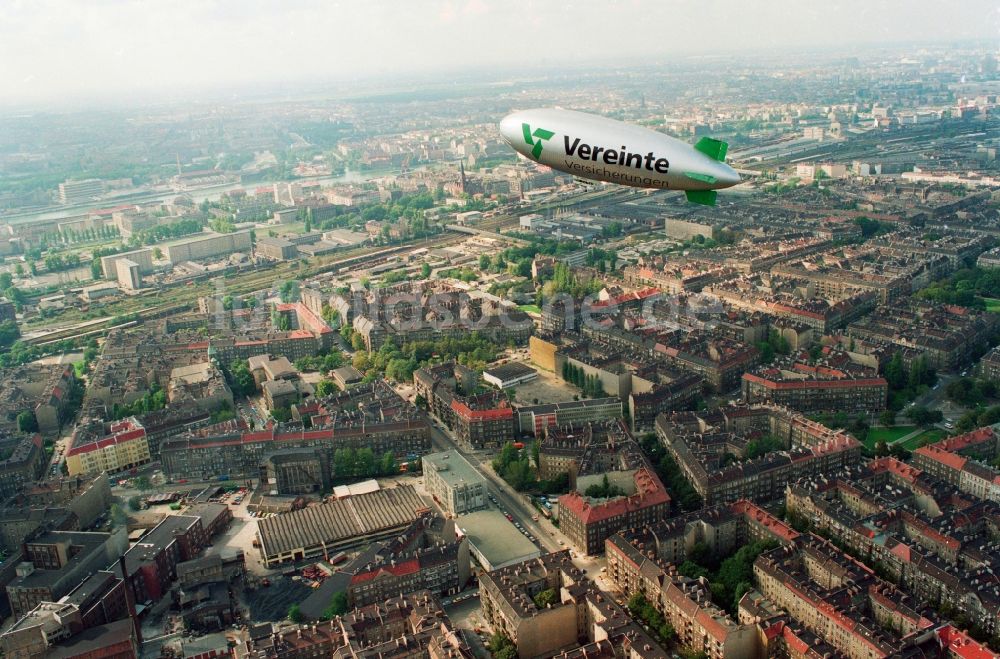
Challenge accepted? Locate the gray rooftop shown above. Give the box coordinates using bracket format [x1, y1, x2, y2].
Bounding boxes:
[484, 361, 537, 381]
[457, 509, 541, 570]
[257, 485, 428, 558]
[422, 450, 487, 489]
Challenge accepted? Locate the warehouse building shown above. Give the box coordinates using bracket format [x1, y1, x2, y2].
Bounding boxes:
[255, 485, 429, 567]
[255, 236, 297, 261]
[483, 362, 538, 389]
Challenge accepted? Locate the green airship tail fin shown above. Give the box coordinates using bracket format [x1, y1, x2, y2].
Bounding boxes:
[694, 137, 729, 162]
[685, 190, 717, 206]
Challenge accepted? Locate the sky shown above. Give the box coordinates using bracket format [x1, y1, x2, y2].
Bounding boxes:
[1, 0, 999, 108]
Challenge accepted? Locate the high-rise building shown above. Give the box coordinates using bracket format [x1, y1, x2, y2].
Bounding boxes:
[115, 259, 141, 290]
[100, 248, 153, 279]
[57, 179, 103, 205]
[164, 231, 252, 264]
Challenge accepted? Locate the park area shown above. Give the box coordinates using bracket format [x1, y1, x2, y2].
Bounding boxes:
[981, 297, 1000, 313]
[861, 426, 948, 452]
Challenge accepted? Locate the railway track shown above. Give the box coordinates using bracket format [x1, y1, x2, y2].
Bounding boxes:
[18, 192, 609, 348]
[20, 232, 474, 347]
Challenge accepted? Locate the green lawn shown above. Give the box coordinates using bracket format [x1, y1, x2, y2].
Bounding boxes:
[899, 429, 947, 451]
[980, 297, 1000, 312]
[866, 426, 917, 447]
[518, 304, 542, 314]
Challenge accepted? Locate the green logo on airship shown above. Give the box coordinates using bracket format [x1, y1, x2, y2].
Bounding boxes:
[522, 123, 554, 159]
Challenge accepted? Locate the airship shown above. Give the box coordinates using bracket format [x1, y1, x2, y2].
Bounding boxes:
[499, 108, 740, 205]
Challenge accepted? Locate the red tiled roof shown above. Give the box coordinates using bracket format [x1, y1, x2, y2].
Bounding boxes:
[743, 372, 887, 390]
[589, 287, 661, 309]
[889, 542, 911, 562]
[67, 420, 146, 457]
[558, 468, 669, 524]
[933, 427, 995, 453]
[937, 624, 1000, 659]
[350, 558, 419, 584]
[765, 301, 825, 321]
[914, 445, 968, 472]
[870, 457, 922, 482]
[694, 609, 730, 643]
[901, 512, 960, 551]
[450, 398, 513, 422]
[87, 204, 136, 216]
[276, 302, 334, 335]
[782, 625, 811, 654]
[729, 500, 799, 542]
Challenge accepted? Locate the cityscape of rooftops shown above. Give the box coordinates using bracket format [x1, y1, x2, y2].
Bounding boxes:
[2, 1, 1000, 658]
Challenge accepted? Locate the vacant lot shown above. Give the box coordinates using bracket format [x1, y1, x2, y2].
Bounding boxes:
[508, 366, 580, 407]
[243, 577, 313, 621]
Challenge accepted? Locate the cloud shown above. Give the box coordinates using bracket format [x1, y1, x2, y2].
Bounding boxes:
[0, 0, 997, 107]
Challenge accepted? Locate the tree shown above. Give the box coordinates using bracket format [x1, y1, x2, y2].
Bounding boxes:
[211, 408, 236, 424]
[16, 410, 38, 433]
[503, 459, 535, 491]
[4, 286, 25, 306]
[279, 280, 300, 303]
[907, 406, 943, 427]
[879, 409, 896, 426]
[679, 560, 709, 579]
[744, 435, 785, 460]
[322, 592, 349, 620]
[585, 473, 626, 498]
[757, 341, 775, 365]
[488, 634, 518, 659]
[0, 272, 12, 289]
[356, 448, 376, 476]
[334, 448, 357, 478]
[380, 451, 396, 475]
[532, 588, 558, 608]
[351, 334, 366, 352]
[0, 321, 20, 349]
[227, 361, 256, 397]
[712, 540, 777, 613]
[315, 379, 339, 397]
[420, 263, 431, 278]
[493, 442, 535, 491]
[128, 495, 142, 511]
[288, 604, 304, 623]
[883, 352, 907, 390]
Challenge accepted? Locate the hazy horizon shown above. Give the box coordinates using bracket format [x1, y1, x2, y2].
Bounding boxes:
[2, 0, 1000, 110]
